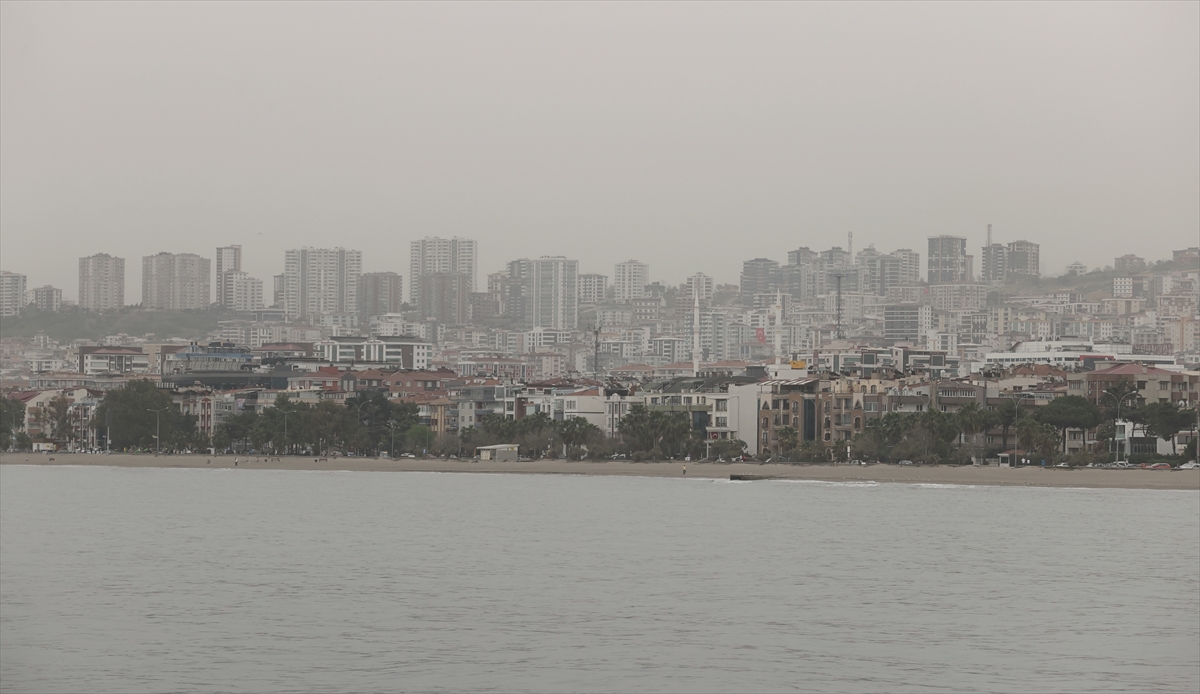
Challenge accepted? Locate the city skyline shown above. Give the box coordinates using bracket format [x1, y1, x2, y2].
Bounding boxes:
[2, 3, 1196, 300]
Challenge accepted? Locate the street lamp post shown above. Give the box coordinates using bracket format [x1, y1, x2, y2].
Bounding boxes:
[281, 410, 290, 456]
[1101, 391, 1139, 464]
[147, 407, 169, 455]
[388, 420, 397, 459]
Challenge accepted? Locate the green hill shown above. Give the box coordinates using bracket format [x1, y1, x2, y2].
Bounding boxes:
[0, 307, 229, 343]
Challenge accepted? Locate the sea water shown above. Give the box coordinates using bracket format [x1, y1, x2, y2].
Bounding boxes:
[2, 465, 1197, 693]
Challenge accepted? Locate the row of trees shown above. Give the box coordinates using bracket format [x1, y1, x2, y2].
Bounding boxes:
[5, 381, 1195, 462]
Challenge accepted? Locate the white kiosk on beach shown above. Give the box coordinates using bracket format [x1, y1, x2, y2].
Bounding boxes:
[476, 444, 519, 462]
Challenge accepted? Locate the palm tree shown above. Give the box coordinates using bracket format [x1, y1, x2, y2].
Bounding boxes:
[955, 403, 990, 464]
[776, 426, 799, 456]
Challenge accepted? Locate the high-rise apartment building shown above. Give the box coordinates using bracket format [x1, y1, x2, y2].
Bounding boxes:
[418, 273, 470, 324]
[787, 247, 819, 266]
[507, 256, 579, 330]
[215, 245, 243, 308]
[0, 271, 26, 317]
[1114, 254, 1146, 273]
[890, 249, 921, 286]
[220, 271, 264, 312]
[980, 244, 1008, 284]
[613, 260, 649, 302]
[686, 273, 715, 303]
[409, 237, 477, 305]
[142, 252, 211, 310]
[927, 236, 969, 283]
[1005, 241, 1039, 277]
[28, 285, 62, 312]
[282, 247, 362, 320]
[578, 273, 608, 305]
[981, 240, 1040, 283]
[358, 272, 404, 317]
[740, 258, 779, 296]
[78, 254, 125, 311]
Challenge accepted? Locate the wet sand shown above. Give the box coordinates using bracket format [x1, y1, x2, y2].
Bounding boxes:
[3, 452, 1197, 490]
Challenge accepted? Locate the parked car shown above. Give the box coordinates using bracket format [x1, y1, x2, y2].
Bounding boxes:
[1148, 463, 1172, 470]
[1179, 462, 1200, 469]
[850, 459, 866, 466]
[898, 460, 914, 466]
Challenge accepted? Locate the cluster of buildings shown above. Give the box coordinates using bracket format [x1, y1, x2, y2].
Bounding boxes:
[2, 233, 1198, 454]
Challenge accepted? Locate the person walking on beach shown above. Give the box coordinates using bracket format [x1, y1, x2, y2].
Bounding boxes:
[682, 465, 687, 476]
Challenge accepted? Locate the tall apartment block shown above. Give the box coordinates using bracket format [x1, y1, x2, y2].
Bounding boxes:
[740, 258, 779, 295]
[927, 236, 970, 283]
[282, 247, 362, 320]
[28, 285, 63, 312]
[358, 271, 404, 317]
[143, 252, 211, 310]
[613, 260, 649, 302]
[578, 273, 608, 305]
[78, 254, 125, 311]
[890, 249, 921, 286]
[686, 272, 715, 303]
[215, 245, 242, 308]
[0, 271, 26, 317]
[409, 237, 477, 305]
[507, 256, 579, 330]
[982, 240, 1040, 283]
[418, 273, 470, 324]
[1114, 254, 1145, 274]
[220, 272, 264, 312]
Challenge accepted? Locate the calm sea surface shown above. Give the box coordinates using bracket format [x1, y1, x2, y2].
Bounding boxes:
[2, 465, 1197, 693]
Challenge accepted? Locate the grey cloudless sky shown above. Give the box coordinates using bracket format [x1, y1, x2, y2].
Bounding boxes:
[2, 1, 1197, 301]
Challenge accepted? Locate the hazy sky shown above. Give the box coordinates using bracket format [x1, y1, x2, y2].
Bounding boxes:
[2, 2, 1197, 301]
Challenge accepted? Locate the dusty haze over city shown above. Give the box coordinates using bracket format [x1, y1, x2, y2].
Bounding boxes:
[1, 2, 1197, 300]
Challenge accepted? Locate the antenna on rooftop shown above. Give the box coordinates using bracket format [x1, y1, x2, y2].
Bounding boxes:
[833, 272, 845, 340]
[593, 321, 602, 379]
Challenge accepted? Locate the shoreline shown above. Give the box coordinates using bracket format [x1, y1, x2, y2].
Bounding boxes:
[3, 452, 1198, 490]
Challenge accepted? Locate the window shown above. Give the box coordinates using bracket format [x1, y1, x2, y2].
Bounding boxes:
[1137, 381, 1147, 390]
[715, 417, 728, 427]
[763, 417, 769, 429]
[683, 396, 692, 404]
[1159, 382, 1168, 390]
[715, 400, 728, 412]
[792, 416, 799, 428]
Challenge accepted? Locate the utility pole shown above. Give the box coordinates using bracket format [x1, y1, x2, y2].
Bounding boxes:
[147, 407, 169, 455]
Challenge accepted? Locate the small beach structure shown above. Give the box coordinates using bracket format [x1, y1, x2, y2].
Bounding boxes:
[476, 444, 520, 462]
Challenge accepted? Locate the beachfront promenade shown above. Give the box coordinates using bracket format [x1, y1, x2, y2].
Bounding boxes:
[3, 452, 1197, 490]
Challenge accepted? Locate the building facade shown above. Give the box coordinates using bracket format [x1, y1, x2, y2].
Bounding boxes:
[78, 254, 125, 311]
[409, 236, 477, 305]
[613, 260, 649, 302]
[0, 270, 26, 317]
[282, 247, 362, 320]
[142, 252, 211, 310]
[928, 236, 969, 284]
[27, 285, 63, 312]
[358, 271, 404, 317]
[578, 273, 608, 305]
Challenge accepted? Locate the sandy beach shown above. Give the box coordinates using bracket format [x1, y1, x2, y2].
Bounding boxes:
[2, 452, 1197, 490]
